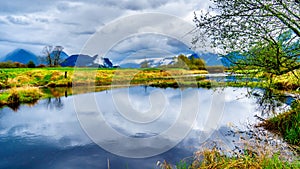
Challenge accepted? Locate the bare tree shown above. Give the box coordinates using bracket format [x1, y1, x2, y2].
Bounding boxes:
[42, 45, 64, 66]
[42, 45, 53, 66]
[53, 46, 64, 66]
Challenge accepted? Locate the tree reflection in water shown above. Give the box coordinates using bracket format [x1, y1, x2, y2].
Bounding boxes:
[248, 88, 297, 117]
[44, 87, 69, 111]
[45, 97, 64, 110]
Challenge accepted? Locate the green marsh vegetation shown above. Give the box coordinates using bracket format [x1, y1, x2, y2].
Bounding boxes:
[0, 86, 43, 110]
[0, 67, 212, 107]
[0, 67, 209, 88]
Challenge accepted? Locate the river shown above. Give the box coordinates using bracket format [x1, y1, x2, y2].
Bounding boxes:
[0, 86, 292, 169]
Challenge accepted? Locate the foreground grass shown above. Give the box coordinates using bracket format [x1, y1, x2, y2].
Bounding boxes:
[190, 149, 299, 169]
[159, 148, 300, 169]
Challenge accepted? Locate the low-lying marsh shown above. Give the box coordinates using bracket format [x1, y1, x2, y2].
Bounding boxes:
[0, 68, 208, 88]
[0, 86, 43, 108]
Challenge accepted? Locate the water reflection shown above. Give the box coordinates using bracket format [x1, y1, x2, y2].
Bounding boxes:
[249, 88, 295, 116]
[0, 86, 290, 168]
[0, 86, 115, 111]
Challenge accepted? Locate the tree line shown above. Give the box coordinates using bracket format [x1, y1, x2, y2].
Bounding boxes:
[0, 60, 39, 68]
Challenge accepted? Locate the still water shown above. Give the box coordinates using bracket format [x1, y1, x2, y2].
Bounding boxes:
[0, 86, 271, 169]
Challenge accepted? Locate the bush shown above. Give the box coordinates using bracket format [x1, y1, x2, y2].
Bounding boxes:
[7, 90, 20, 104]
[0, 61, 27, 68]
[27, 61, 36, 68]
[36, 64, 46, 68]
[0, 61, 16, 68]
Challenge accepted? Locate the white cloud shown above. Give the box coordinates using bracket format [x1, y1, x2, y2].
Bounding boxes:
[0, 0, 211, 59]
[105, 34, 192, 65]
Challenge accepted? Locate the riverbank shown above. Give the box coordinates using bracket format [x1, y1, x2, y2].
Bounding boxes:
[0, 67, 208, 88]
[160, 99, 300, 169]
[160, 148, 300, 169]
[0, 86, 43, 108]
[0, 67, 299, 108]
[0, 68, 208, 107]
[259, 100, 300, 151]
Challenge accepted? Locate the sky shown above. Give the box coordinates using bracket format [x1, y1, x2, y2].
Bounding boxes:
[0, 0, 212, 63]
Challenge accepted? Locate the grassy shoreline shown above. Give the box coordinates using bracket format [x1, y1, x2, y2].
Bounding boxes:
[160, 149, 300, 169]
[0, 67, 210, 107]
[0, 67, 208, 88]
[0, 86, 43, 108]
[259, 100, 300, 151]
[0, 67, 299, 107]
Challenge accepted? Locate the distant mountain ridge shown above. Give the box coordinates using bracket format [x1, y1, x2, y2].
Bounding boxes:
[60, 54, 114, 68]
[122, 52, 224, 68]
[187, 52, 223, 66]
[2, 48, 39, 64]
[60, 54, 94, 67]
[1, 48, 224, 68]
[0, 48, 115, 68]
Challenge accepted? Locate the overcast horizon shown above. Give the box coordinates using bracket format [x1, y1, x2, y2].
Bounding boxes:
[0, 0, 212, 62]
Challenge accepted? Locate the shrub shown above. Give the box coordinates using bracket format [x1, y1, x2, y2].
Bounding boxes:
[7, 89, 20, 104]
[27, 61, 36, 68]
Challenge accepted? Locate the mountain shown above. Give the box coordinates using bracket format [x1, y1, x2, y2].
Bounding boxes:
[60, 54, 94, 67]
[119, 52, 223, 68]
[2, 48, 38, 64]
[119, 63, 140, 68]
[93, 55, 114, 68]
[37, 50, 69, 65]
[119, 56, 176, 68]
[220, 52, 244, 67]
[149, 57, 175, 67]
[60, 54, 114, 68]
[187, 52, 223, 66]
[50, 51, 69, 61]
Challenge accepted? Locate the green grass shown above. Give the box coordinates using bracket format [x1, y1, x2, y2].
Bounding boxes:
[0, 67, 211, 107]
[2, 67, 298, 91]
[0, 67, 210, 89]
[260, 100, 300, 146]
[159, 149, 300, 169]
[227, 68, 300, 91]
[0, 86, 43, 107]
